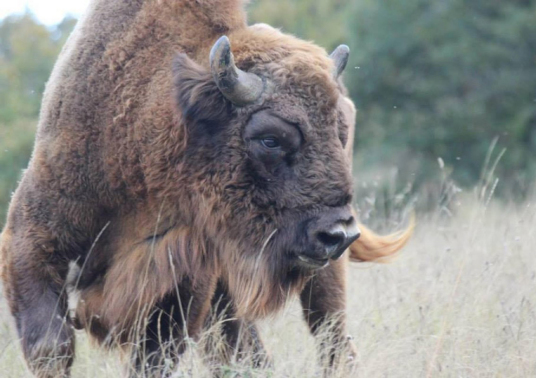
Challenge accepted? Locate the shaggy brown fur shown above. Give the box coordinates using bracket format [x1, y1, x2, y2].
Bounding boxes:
[0, 1, 411, 377]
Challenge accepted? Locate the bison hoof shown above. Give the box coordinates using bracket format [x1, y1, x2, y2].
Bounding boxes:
[22, 321, 74, 378]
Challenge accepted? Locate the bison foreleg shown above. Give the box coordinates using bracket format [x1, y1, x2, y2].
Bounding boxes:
[300, 257, 357, 375]
[130, 276, 217, 378]
[3, 241, 75, 378]
[130, 299, 182, 378]
[205, 281, 271, 373]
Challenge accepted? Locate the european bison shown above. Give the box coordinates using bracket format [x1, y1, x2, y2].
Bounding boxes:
[0, 0, 411, 377]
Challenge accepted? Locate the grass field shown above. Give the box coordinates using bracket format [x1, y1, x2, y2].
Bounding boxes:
[1, 190, 535, 377]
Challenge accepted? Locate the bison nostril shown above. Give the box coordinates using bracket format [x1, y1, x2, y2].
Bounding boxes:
[317, 230, 345, 249]
[344, 216, 355, 226]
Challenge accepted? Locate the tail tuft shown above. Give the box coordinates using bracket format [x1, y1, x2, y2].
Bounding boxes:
[349, 216, 415, 263]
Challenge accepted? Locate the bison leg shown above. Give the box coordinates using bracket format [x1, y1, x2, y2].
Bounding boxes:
[131, 294, 183, 378]
[2, 235, 75, 378]
[300, 257, 357, 375]
[131, 277, 217, 378]
[204, 281, 271, 372]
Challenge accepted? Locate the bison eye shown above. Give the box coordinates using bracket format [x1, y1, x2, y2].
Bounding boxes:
[260, 137, 281, 149]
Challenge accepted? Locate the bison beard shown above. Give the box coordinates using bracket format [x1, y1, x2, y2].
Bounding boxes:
[0, 1, 412, 377]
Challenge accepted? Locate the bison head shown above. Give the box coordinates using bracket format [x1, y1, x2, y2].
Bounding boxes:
[171, 25, 358, 308]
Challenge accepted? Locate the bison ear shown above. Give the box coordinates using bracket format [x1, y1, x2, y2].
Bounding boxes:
[173, 53, 232, 124]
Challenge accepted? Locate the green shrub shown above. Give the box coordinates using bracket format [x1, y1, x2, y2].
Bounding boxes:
[0, 119, 36, 225]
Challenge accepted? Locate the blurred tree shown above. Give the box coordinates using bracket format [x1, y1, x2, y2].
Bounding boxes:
[0, 13, 76, 122]
[248, 0, 349, 50]
[0, 120, 36, 223]
[346, 0, 536, 193]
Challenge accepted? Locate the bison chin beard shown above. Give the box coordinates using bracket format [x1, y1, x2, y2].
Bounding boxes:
[217, 229, 313, 321]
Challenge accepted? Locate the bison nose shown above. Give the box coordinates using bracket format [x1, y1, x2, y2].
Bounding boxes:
[316, 216, 360, 260]
[316, 225, 347, 256]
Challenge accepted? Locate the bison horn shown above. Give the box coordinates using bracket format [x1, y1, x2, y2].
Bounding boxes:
[210, 36, 264, 106]
[330, 44, 350, 79]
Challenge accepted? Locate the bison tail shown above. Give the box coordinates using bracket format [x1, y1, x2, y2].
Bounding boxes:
[349, 216, 415, 263]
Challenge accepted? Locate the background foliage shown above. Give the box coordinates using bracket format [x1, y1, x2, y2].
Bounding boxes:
[1, 1, 535, 223]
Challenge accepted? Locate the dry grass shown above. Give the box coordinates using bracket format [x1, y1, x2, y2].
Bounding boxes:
[1, 191, 535, 377]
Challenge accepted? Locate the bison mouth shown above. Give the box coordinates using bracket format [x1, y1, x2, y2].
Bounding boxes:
[263, 206, 360, 271]
[297, 254, 330, 269]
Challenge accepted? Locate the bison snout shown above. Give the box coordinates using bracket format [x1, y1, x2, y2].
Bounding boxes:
[316, 222, 360, 260]
[322, 220, 360, 260]
[297, 208, 361, 269]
